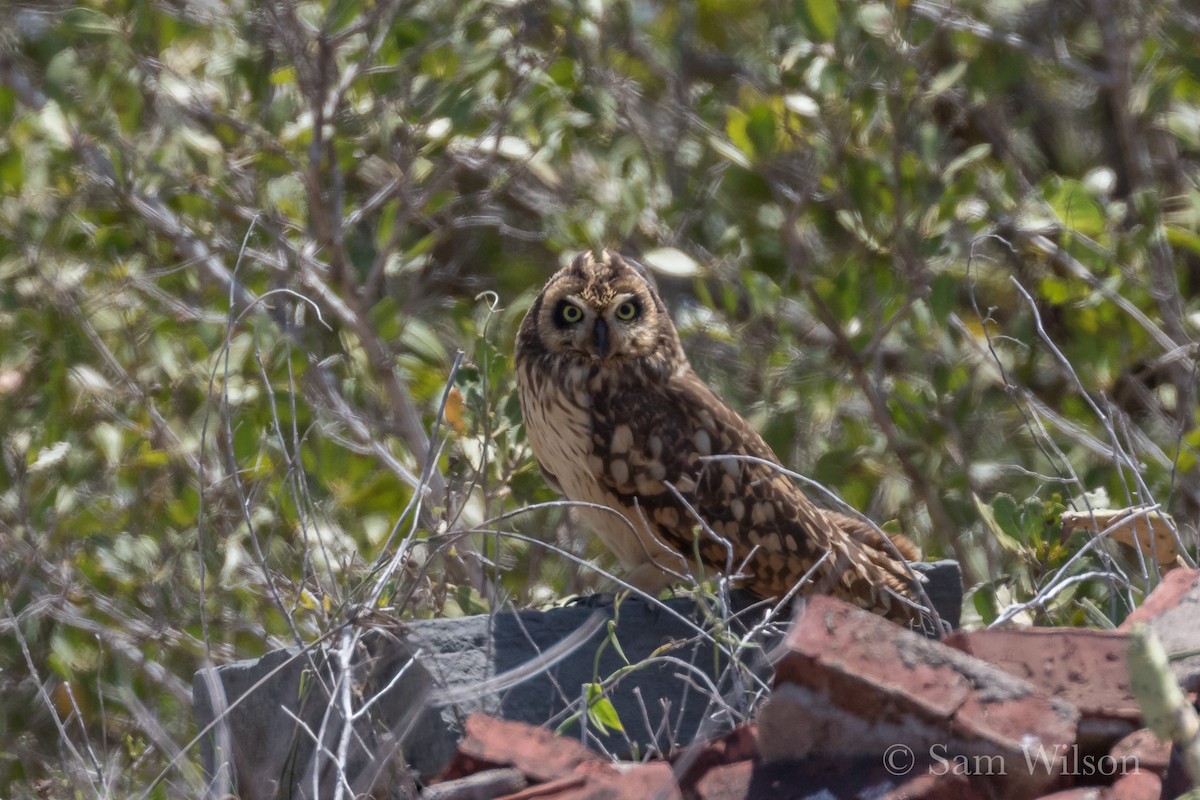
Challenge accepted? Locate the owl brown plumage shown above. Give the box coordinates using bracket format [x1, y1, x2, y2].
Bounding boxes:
[514, 250, 925, 624]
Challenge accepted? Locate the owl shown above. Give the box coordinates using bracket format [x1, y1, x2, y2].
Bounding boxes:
[514, 250, 925, 624]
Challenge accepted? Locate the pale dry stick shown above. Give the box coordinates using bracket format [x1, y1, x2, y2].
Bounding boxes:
[1110, 418, 1158, 588]
[962, 240, 1082, 487]
[685, 554, 833, 742]
[358, 611, 611, 790]
[631, 686, 666, 760]
[195, 216, 265, 660]
[304, 362, 424, 490]
[167, 610, 598, 800]
[249, 349, 353, 711]
[962, 250, 1150, 607]
[954, 316, 1140, 595]
[951, 311, 1136, 464]
[663, 481, 738, 586]
[301, 357, 469, 789]
[662, 481, 784, 719]
[253, 350, 338, 612]
[990, 506, 1164, 626]
[326, 626, 374, 800]
[1012, 214, 1200, 518]
[445, 292, 517, 614]
[653, 655, 745, 724]
[40, 598, 194, 704]
[6, 603, 102, 797]
[992, 570, 1122, 628]
[952, 296, 1143, 594]
[277, 703, 356, 800]
[208, 244, 312, 650]
[118, 688, 204, 791]
[435, 519, 777, 698]
[141, 629, 351, 800]
[501, 603, 600, 744]
[92, 637, 112, 796]
[1010, 278, 1196, 569]
[362, 350, 466, 612]
[475, 503, 755, 653]
[1017, 231, 1178, 353]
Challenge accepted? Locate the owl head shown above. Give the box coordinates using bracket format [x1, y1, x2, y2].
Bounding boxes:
[517, 250, 686, 374]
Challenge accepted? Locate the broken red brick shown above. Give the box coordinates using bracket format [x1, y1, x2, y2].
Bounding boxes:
[438, 715, 682, 800]
[880, 771, 986, 800]
[1108, 770, 1163, 800]
[1119, 569, 1200, 631]
[943, 629, 1139, 726]
[558, 761, 680, 800]
[421, 768, 526, 800]
[1118, 569, 1200, 693]
[692, 760, 752, 800]
[1109, 729, 1171, 776]
[672, 722, 758, 792]
[442, 714, 605, 784]
[1032, 789, 1105, 800]
[763, 596, 1078, 797]
[493, 774, 587, 800]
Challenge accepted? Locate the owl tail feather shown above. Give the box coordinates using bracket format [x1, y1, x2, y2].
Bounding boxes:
[824, 510, 932, 629]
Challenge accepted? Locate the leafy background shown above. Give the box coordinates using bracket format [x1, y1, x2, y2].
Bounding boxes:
[1, 0, 1198, 795]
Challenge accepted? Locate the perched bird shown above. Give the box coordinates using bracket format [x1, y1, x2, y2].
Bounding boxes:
[514, 250, 925, 624]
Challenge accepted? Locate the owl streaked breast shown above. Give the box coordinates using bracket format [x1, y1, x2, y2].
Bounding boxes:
[514, 249, 925, 624]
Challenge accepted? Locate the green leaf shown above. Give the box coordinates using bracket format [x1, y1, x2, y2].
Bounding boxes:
[797, 0, 839, 42]
[744, 104, 776, 157]
[971, 583, 998, 625]
[973, 493, 1024, 555]
[990, 493, 1022, 542]
[1044, 178, 1106, 237]
[928, 273, 956, 323]
[584, 683, 625, 734]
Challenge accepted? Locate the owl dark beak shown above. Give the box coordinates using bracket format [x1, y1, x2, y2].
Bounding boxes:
[592, 318, 610, 359]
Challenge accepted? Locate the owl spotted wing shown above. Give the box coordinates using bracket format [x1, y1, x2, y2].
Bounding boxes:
[589, 368, 921, 622]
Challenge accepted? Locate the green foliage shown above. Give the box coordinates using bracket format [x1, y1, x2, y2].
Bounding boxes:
[1, 0, 1199, 795]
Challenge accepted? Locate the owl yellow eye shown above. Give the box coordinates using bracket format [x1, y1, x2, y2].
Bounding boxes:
[614, 300, 640, 321]
[556, 301, 584, 325]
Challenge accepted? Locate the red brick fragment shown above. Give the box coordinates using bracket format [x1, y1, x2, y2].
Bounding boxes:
[943, 629, 1139, 725]
[1108, 770, 1163, 800]
[880, 771, 985, 800]
[1033, 789, 1104, 800]
[1119, 568, 1200, 630]
[447, 714, 604, 784]
[1119, 569, 1200, 693]
[1109, 729, 1171, 776]
[563, 762, 679, 800]
[672, 722, 758, 792]
[421, 768, 526, 800]
[692, 760, 753, 800]
[764, 596, 1078, 798]
[441, 715, 681, 800]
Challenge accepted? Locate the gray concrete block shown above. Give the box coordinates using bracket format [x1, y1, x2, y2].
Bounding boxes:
[193, 561, 962, 799]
